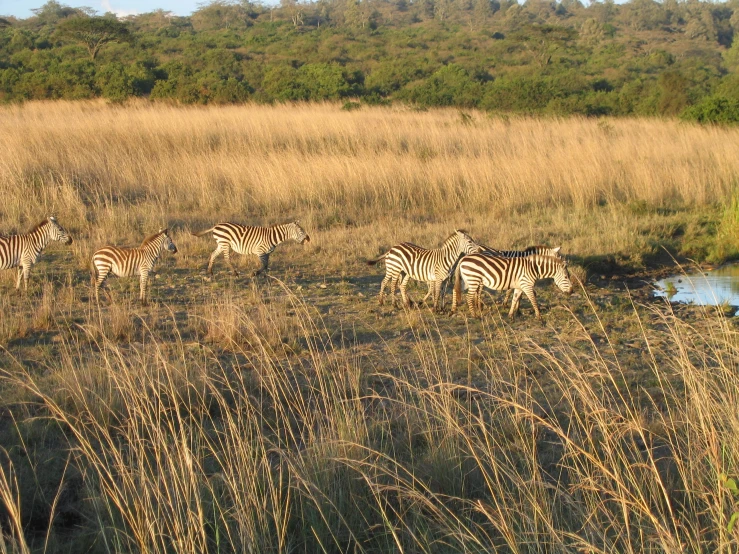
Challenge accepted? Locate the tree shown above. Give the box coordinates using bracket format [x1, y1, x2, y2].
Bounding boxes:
[55, 17, 131, 61]
[510, 24, 577, 67]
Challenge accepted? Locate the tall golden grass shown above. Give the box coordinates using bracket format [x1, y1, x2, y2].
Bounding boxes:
[0, 100, 737, 264]
[1, 284, 738, 552]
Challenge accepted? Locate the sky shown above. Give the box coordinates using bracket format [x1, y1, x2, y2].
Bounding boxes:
[0, 0, 204, 19]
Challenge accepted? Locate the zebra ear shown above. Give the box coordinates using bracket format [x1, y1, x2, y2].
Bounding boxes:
[553, 246, 561, 254]
[49, 216, 56, 222]
[159, 228, 169, 235]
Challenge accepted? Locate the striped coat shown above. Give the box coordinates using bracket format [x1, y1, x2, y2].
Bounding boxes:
[0, 216, 72, 290]
[193, 221, 310, 276]
[452, 253, 572, 319]
[479, 245, 563, 305]
[367, 230, 480, 311]
[91, 229, 177, 305]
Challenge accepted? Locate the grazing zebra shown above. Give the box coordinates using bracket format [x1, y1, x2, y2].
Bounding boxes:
[192, 221, 310, 276]
[367, 230, 480, 311]
[0, 216, 72, 290]
[452, 253, 572, 319]
[91, 229, 177, 306]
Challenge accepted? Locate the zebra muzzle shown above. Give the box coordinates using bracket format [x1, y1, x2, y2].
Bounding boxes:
[302, 236, 311, 244]
[65, 237, 73, 245]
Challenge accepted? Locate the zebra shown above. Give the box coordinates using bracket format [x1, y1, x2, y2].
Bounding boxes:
[452, 253, 572, 319]
[192, 221, 310, 276]
[0, 216, 72, 291]
[479, 245, 563, 306]
[91, 229, 177, 306]
[367, 230, 480, 312]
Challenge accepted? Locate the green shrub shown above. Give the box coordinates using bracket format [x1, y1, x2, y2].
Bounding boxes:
[681, 95, 739, 125]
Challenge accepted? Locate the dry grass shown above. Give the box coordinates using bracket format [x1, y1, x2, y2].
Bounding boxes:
[0, 100, 737, 264]
[2, 288, 738, 553]
[0, 101, 738, 552]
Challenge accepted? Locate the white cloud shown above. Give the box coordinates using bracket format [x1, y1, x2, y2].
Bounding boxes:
[100, 0, 139, 17]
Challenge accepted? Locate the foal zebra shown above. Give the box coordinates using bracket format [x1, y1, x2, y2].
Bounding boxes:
[367, 230, 480, 311]
[0, 216, 72, 290]
[452, 253, 572, 319]
[192, 221, 310, 276]
[91, 229, 177, 306]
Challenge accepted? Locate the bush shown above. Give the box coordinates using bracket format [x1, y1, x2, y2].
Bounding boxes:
[681, 95, 739, 125]
[96, 62, 133, 103]
[400, 64, 483, 108]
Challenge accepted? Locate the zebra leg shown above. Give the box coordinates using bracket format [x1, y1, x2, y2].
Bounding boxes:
[224, 248, 239, 276]
[399, 274, 412, 308]
[94, 268, 110, 304]
[476, 288, 484, 313]
[421, 284, 433, 305]
[390, 274, 404, 308]
[15, 267, 23, 290]
[139, 271, 149, 306]
[378, 273, 393, 306]
[466, 283, 479, 317]
[433, 279, 443, 312]
[21, 264, 30, 291]
[253, 254, 269, 276]
[522, 286, 541, 320]
[207, 246, 225, 275]
[508, 289, 524, 319]
[501, 289, 512, 306]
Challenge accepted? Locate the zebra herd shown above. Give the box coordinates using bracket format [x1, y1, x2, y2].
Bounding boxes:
[0, 217, 572, 319]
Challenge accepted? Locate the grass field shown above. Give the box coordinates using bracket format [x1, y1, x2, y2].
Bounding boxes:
[0, 101, 738, 553]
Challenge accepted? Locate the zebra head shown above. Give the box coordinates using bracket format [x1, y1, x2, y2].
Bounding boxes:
[159, 229, 178, 254]
[454, 229, 479, 255]
[46, 216, 73, 245]
[289, 221, 310, 245]
[554, 259, 572, 295]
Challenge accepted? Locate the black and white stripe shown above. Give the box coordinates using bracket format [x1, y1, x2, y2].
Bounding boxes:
[479, 245, 563, 305]
[367, 230, 480, 311]
[481, 245, 562, 259]
[193, 221, 310, 276]
[91, 229, 177, 305]
[452, 253, 572, 319]
[0, 216, 72, 290]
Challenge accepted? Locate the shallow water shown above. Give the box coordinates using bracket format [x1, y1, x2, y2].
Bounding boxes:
[654, 264, 739, 307]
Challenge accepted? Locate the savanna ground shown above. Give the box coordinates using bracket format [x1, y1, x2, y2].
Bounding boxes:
[0, 101, 738, 553]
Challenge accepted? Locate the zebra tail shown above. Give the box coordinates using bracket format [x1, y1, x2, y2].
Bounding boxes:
[366, 252, 387, 266]
[90, 258, 97, 286]
[191, 226, 216, 238]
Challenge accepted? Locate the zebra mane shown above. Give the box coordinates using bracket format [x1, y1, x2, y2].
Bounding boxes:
[444, 229, 468, 242]
[140, 229, 167, 247]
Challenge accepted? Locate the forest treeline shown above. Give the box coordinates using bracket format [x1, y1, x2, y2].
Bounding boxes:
[2, 0, 739, 121]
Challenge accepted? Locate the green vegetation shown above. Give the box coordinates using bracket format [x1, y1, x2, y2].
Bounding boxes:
[3, 0, 739, 120]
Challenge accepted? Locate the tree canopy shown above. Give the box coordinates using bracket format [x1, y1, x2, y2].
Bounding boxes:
[1, 0, 739, 122]
[54, 16, 131, 60]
